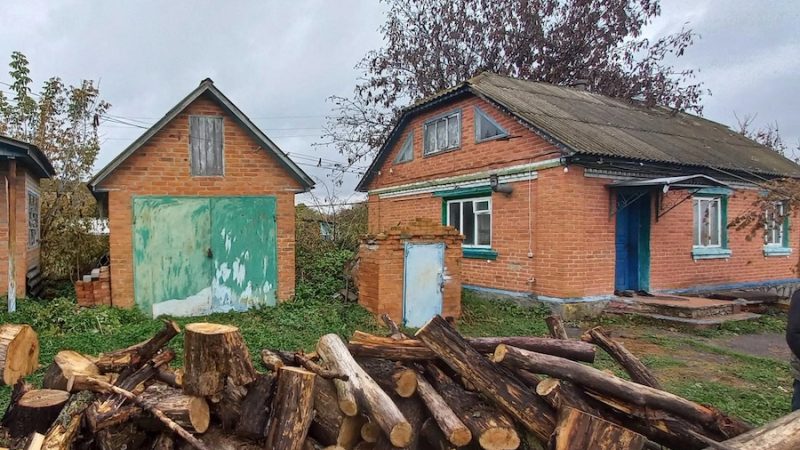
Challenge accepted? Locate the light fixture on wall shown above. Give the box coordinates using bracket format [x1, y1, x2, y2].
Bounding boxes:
[489, 174, 513, 195]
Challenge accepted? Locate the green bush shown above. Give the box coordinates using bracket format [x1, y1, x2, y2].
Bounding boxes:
[295, 249, 355, 300]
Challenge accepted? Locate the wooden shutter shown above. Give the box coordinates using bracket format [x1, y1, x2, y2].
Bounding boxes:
[190, 116, 224, 176]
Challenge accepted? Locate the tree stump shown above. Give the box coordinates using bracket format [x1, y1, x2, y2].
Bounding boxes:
[265, 366, 317, 450]
[7, 389, 70, 438]
[550, 406, 646, 450]
[42, 350, 100, 392]
[140, 384, 210, 434]
[183, 323, 256, 396]
[0, 324, 39, 385]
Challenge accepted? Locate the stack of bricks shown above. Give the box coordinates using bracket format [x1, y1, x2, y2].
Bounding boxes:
[358, 218, 463, 323]
[74, 265, 112, 307]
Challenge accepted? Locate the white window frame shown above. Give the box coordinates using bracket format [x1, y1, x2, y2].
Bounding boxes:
[27, 189, 40, 249]
[446, 196, 492, 248]
[693, 196, 722, 248]
[765, 202, 786, 246]
[423, 110, 461, 155]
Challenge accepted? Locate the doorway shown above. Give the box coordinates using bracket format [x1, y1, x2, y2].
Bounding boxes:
[614, 191, 651, 293]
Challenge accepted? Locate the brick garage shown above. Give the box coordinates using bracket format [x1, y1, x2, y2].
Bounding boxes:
[90, 80, 313, 316]
[358, 218, 462, 326]
[358, 72, 800, 304]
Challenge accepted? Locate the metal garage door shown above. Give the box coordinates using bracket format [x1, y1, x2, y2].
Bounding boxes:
[133, 196, 278, 317]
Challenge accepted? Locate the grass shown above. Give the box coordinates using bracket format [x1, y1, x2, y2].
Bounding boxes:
[0, 290, 792, 428]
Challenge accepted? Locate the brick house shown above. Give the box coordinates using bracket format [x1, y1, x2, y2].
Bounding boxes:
[0, 135, 55, 302]
[357, 72, 800, 306]
[90, 79, 314, 316]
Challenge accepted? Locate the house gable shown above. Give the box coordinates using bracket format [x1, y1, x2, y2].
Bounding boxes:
[91, 79, 314, 192]
[363, 94, 563, 192]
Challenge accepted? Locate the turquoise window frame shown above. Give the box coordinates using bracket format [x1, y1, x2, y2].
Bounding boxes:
[436, 186, 498, 260]
[691, 190, 732, 260]
[764, 202, 791, 256]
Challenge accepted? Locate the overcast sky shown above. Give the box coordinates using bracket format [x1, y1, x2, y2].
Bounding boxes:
[0, 0, 797, 205]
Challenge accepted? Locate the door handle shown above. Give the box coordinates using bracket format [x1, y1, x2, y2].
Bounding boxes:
[206, 248, 213, 258]
[437, 272, 444, 292]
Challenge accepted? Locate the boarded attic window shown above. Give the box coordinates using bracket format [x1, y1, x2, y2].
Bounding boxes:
[474, 106, 508, 142]
[394, 132, 414, 163]
[190, 115, 224, 176]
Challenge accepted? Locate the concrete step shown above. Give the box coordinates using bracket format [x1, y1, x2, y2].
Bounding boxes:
[604, 309, 762, 329]
[609, 295, 739, 319]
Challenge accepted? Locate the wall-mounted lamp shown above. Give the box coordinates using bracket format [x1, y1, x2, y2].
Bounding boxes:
[490, 174, 513, 195]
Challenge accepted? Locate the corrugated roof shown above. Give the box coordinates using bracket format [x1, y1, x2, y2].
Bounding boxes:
[356, 72, 800, 191]
[90, 79, 314, 191]
[0, 134, 56, 178]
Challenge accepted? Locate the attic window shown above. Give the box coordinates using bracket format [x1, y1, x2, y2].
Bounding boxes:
[394, 132, 414, 163]
[190, 115, 224, 176]
[424, 110, 460, 155]
[474, 106, 508, 142]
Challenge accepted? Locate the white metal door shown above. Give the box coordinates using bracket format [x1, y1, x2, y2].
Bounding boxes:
[403, 242, 445, 327]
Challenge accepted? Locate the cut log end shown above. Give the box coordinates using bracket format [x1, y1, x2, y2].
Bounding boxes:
[493, 343, 509, 362]
[19, 389, 70, 407]
[338, 397, 358, 417]
[449, 427, 473, 447]
[389, 422, 413, 448]
[189, 396, 211, 434]
[479, 427, 522, 450]
[0, 324, 39, 386]
[394, 369, 417, 398]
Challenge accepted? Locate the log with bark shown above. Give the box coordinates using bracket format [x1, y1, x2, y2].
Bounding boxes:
[317, 334, 412, 448]
[178, 426, 261, 450]
[356, 358, 417, 398]
[265, 366, 317, 450]
[5, 389, 70, 438]
[373, 396, 425, 450]
[113, 320, 180, 382]
[235, 373, 275, 440]
[95, 423, 149, 450]
[414, 370, 471, 447]
[0, 324, 39, 386]
[582, 327, 662, 389]
[152, 433, 175, 450]
[545, 315, 569, 340]
[350, 331, 595, 363]
[310, 377, 364, 448]
[214, 381, 247, 431]
[40, 391, 93, 450]
[139, 384, 210, 434]
[183, 323, 256, 397]
[705, 408, 800, 450]
[416, 316, 556, 443]
[493, 345, 750, 437]
[42, 350, 101, 392]
[550, 406, 647, 450]
[1, 379, 32, 428]
[420, 418, 459, 450]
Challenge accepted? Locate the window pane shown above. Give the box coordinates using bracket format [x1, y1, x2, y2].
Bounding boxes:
[424, 124, 434, 154]
[447, 115, 459, 147]
[693, 199, 699, 246]
[708, 200, 720, 246]
[462, 201, 475, 245]
[475, 200, 489, 211]
[448, 202, 460, 230]
[436, 120, 446, 151]
[477, 213, 491, 246]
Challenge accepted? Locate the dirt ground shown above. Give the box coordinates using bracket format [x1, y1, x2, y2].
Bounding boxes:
[715, 332, 791, 360]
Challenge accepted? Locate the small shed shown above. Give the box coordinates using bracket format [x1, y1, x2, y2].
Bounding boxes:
[358, 218, 462, 327]
[89, 79, 314, 317]
[0, 135, 56, 302]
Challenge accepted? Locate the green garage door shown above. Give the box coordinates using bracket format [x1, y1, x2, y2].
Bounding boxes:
[133, 196, 278, 317]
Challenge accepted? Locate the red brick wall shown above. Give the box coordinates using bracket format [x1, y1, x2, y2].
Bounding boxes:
[0, 164, 39, 298]
[358, 219, 462, 322]
[650, 188, 799, 290]
[97, 94, 303, 308]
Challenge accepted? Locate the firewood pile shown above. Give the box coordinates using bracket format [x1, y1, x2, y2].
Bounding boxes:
[0, 314, 797, 450]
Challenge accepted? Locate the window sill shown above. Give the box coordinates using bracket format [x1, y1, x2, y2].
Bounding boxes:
[764, 246, 792, 257]
[475, 133, 510, 144]
[463, 248, 497, 260]
[692, 247, 732, 260]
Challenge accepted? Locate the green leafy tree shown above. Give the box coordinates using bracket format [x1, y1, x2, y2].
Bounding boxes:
[0, 52, 110, 283]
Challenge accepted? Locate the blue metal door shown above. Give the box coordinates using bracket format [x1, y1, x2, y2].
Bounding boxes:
[403, 242, 445, 328]
[614, 192, 651, 292]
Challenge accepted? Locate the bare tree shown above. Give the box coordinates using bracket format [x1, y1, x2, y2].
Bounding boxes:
[735, 112, 787, 155]
[323, 0, 705, 166]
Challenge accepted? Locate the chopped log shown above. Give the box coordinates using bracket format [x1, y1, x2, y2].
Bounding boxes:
[535, 378, 604, 417]
[178, 426, 261, 450]
[41, 391, 93, 450]
[420, 418, 458, 450]
[304, 436, 344, 450]
[373, 396, 425, 450]
[334, 376, 359, 417]
[183, 323, 256, 396]
[361, 420, 381, 443]
[152, 433, 175, 450]
[550, 406, 647, 450]
[214, 381, 246, 431]
[6, 389, 70, 438]
[0, 324, 39, 385]
[25, 433, 45, 450]
[156, 367, 183, 388]
[85, 404, 142, 432]
[235, 373, 276, 440]
[265, 366, 317, 450]
[582, 327, 662, 389]
[350, 331, 595, 363]
[545, 315, 569, 340]
[140, 384, 210, 434]
[493, 345, 750, 436]
[415, 372, 471, 446]
[42, 350, 100, 391]
[356, 358, 417, 398]
[115, 320, 180, 383]
[95, 423, 149, 450]
[426, 364, 519, 450]
[72, 375, 210, 450]
[1, 379, 32, 427]
[310, 377, 363, 448]
[701, 408, 800, 450]
[261, 348, 292, 372]
[416, 316, 556, 443]
[317, 334, 412, 447]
